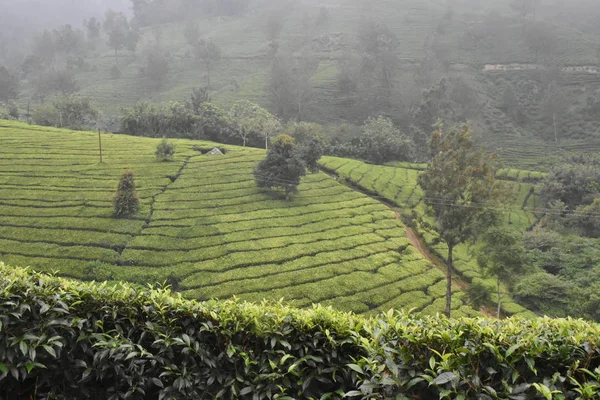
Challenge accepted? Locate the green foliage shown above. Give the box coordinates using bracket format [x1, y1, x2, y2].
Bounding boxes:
[1, 264, 600, 400]
[465, 281, 492, 310]
[360, 116, 414, 165]
[113, 170, 139, 218]
[32, 95, 99, 130]
[0, 65, 18, 102]
[120, 101, 198, 138]
[0, 102, 18, 120]
[103, 10, 138, 55]
[229, 100, 275, 147]
[514, 272, 575, 318]
[139, 50, 170, 92]
[254, 135, 306, 199]
[155, 138, 175, 161]
[52, 95, 99, 130]
[419, 123, 500, 317]
[196, 102, 232, 142]
[1, 121, 453, 315]
[286, 122, 325, 173]
[32, 103, 61, 127]
[540, 154, 600, 210]
[186, 87, 210, 115]
[477, 227, 527, 318]
[523, 228, 600, 320]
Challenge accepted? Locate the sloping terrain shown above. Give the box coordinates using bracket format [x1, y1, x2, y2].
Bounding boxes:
[320, 156, 538, 317]
[0, 120, 483, 316]
[10, 0, 600, 169]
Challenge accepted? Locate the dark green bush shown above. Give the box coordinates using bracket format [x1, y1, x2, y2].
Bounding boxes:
[155, 138, 175, 161]
[113, 170, 139, 218]
[0, 264, 599, 400]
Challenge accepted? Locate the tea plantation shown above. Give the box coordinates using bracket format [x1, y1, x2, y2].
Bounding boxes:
[320, 156, 538, 317]
[0, 120, 480, 316]
[1, 264, 599, 399]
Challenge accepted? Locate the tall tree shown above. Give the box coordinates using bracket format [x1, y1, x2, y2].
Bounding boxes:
[254, 135, 306, 200]
[83, 17, 101, 41]
[357, 21, 399, 89]
[186, 87, 210, 114]
[53, 25, 85, 58]
[0, 66, 18, 102]
[267, 52, 317, 120]
[477, 227, 526, 318]
[139, 51, 170, 94]
[52, 94, 99, 129]
[103, 11, 138, 58]
[541, 80, 566, 142]
[184, 20, 200, 49]
[266, 13, 284, 43]
[360, 116, 414, 165]
[194, 39, 221, 90]
[418, 123, 499, 317]
[31, 30, 56, 66]
[229, 100, 273, 147]
[287, 122, 326, 173]
[411, 78, 456, 157]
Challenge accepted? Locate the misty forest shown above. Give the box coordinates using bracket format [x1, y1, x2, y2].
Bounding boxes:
[1, 0, 600, 399]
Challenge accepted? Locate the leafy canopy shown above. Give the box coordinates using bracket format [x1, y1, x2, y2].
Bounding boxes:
[254, 134, 306, 199]
[360, 115, 414, 165]
[419, 123, 499, 248]
[419, 122, 499, 317]
[229, 100, 276, 146]
[477, 227, 527, 318]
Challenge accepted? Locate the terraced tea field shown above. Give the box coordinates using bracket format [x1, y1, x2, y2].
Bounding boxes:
[320, 156, 539, 317]
[0, 120, 482, 316]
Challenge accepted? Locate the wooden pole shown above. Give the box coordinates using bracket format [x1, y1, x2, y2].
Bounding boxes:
[98, 128, 103, 163]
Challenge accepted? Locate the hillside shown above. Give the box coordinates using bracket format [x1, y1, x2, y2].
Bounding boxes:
[7, 0, 600, 169]
[0, 120, 509, 316]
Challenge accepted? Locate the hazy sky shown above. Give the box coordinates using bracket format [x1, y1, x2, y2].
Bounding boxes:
[0, 0, 131, 30]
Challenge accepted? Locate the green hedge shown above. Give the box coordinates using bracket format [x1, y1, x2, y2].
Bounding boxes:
[1, 264, 600, 400]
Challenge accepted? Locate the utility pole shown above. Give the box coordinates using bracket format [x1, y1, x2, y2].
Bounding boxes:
[98, 128, 103, 163]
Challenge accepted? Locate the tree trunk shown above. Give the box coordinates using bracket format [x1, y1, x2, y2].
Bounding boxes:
[446, 244, 453, 318]
[265, 134, 269, 150]
[243, 135, 247, 147]
[206, 64, 211, 91]
[497, 276, 502, 319]
[553, 112, 558, 142]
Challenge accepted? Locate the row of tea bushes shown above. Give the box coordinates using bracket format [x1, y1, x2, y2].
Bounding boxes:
[0, 264, 599, 399]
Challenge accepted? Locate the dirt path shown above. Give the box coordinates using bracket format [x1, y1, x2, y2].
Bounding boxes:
[394, 211, 468, 290]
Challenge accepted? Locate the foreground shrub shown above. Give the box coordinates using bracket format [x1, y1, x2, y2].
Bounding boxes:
[113, 170, 139, 218]
[0, 264, 599, 399]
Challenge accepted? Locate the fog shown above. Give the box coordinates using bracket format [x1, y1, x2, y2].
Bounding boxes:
[0, 0, 131, 27]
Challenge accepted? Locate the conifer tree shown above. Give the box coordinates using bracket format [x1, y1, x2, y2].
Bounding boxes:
[114, 170, 139, 218]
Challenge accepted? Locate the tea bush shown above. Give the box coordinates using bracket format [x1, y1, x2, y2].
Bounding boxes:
[1, 264, 599, 400]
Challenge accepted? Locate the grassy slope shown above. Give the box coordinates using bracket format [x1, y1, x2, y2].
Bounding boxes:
[17, 0, 600, 170]
[0, 120, 484, 317]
